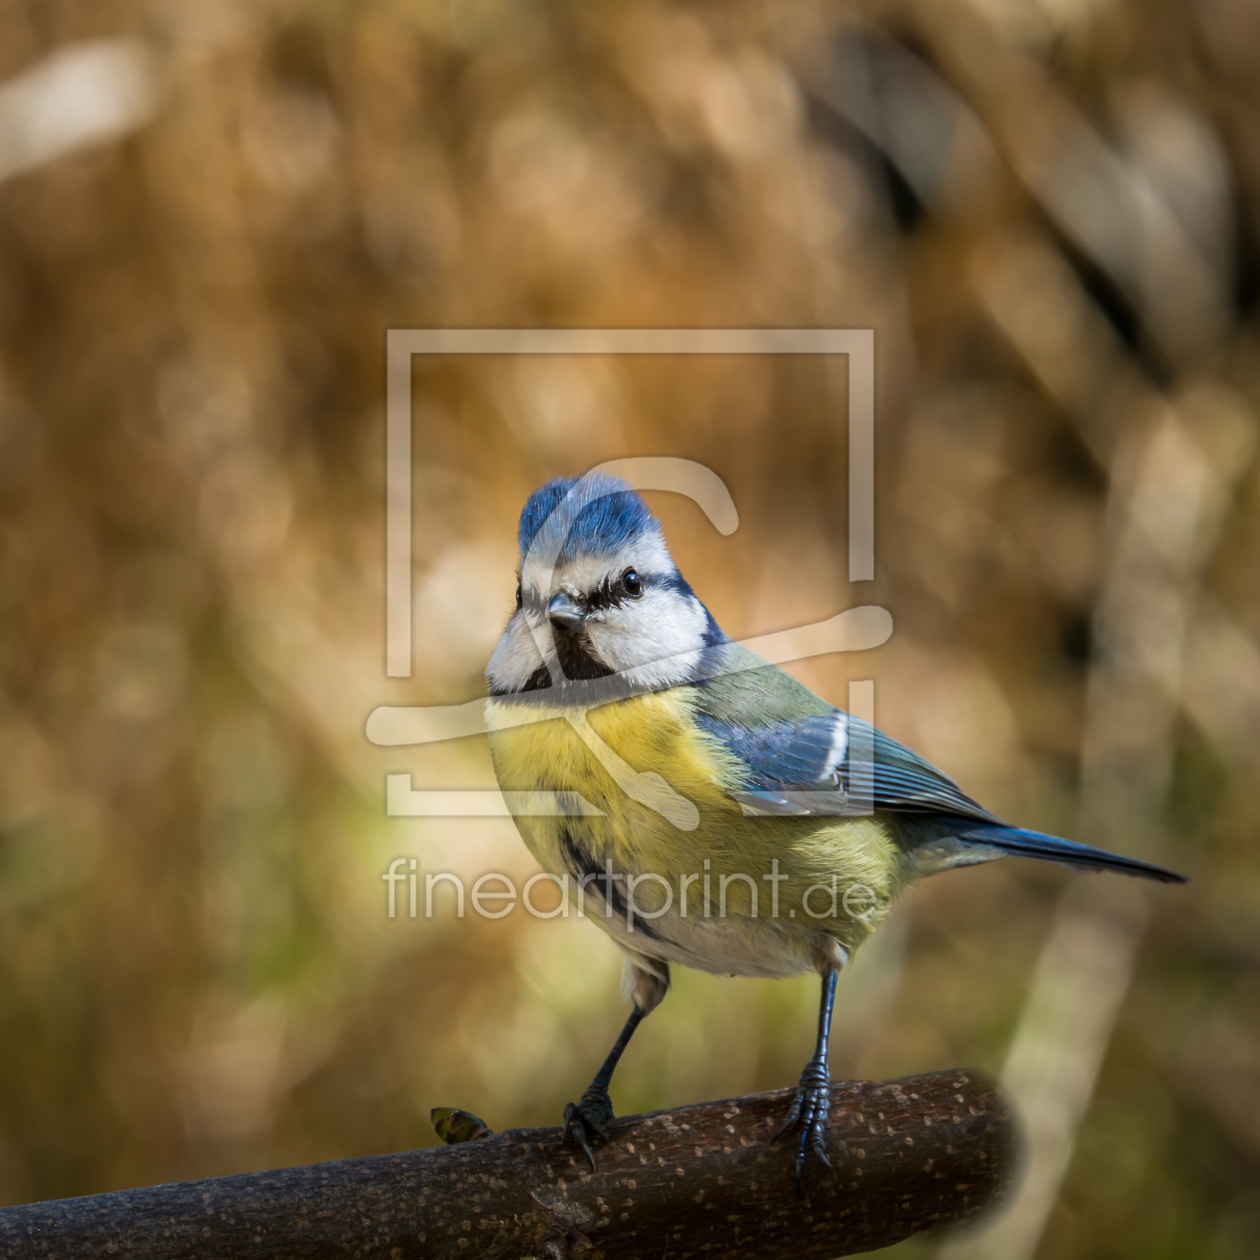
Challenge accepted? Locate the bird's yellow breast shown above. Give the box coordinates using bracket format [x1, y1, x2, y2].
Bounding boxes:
[485, 687, 742, 869]
[485, 686, 907, 976]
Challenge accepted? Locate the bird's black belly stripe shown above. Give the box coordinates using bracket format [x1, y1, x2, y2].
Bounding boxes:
[559, 827, 663, 942]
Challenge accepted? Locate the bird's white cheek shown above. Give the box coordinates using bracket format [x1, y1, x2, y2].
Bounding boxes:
[588, 593, 709, 684]
[486, 616, 544, 690]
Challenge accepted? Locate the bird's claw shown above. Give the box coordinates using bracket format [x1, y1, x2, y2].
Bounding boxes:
[773, 1057, 833, 1196]
[563, 1088, 614, 1170]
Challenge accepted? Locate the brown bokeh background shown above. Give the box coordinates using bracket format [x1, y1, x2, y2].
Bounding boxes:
[2, 1, 1260, 1256]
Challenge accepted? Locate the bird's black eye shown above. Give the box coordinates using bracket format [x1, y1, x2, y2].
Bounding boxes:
[622, 568, 642, 598]
[515, 582, 522, 608]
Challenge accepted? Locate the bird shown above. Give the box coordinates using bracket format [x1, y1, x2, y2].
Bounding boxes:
[484, 470, 1186, 1194]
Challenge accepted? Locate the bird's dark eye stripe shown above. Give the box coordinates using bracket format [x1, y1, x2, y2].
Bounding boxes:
[584, 582, 616, 612]
[516, 585, 548, 616]
[526, 569, 663, 615]
[655, 571, 690, 595]
[575, 569, 655, 611]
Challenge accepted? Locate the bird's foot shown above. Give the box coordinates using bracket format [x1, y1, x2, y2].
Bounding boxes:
[563, 1085, 614, 1170]
[773, 1055, 833, 1196]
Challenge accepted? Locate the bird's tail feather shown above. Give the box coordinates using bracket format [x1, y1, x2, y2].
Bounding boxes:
[958, 824, 1188, 884]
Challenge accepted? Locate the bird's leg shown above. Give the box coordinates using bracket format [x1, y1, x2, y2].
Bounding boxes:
[563, 1005, 644, 1170]
[774, 968, 838, 1195]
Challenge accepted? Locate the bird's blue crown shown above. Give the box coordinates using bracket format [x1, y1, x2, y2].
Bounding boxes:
[517, 473, 658, 563]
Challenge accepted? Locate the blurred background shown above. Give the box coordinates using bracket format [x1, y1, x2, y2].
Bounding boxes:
[2, 0, 1260, 1256]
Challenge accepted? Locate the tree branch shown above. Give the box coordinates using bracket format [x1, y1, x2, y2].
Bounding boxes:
[0, 1070, 1014, 1259]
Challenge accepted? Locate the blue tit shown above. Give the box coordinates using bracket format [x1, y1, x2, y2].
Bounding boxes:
[485, 471, 1186, 1192]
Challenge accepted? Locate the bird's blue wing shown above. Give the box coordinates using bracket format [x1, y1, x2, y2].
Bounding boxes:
[691, 655, 1187, 883]
[691, 642, 997, 820]
[695, 708, 1000, 823]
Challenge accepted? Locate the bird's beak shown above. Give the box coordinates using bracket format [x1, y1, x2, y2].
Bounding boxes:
[547, 591, 585, 631]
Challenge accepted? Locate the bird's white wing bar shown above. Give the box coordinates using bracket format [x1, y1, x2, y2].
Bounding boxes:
[821, 712, 849, 783]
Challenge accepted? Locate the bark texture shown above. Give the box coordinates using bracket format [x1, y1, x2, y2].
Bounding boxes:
[0, 1070, 1015, 1259]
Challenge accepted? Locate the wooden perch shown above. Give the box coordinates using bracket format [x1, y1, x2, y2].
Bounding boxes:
[0, 1070, 1014, 1259]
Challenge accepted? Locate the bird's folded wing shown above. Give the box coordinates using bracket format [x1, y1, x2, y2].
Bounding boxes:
[699, 713, 995, 821]
[692, 651, 998, 822]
